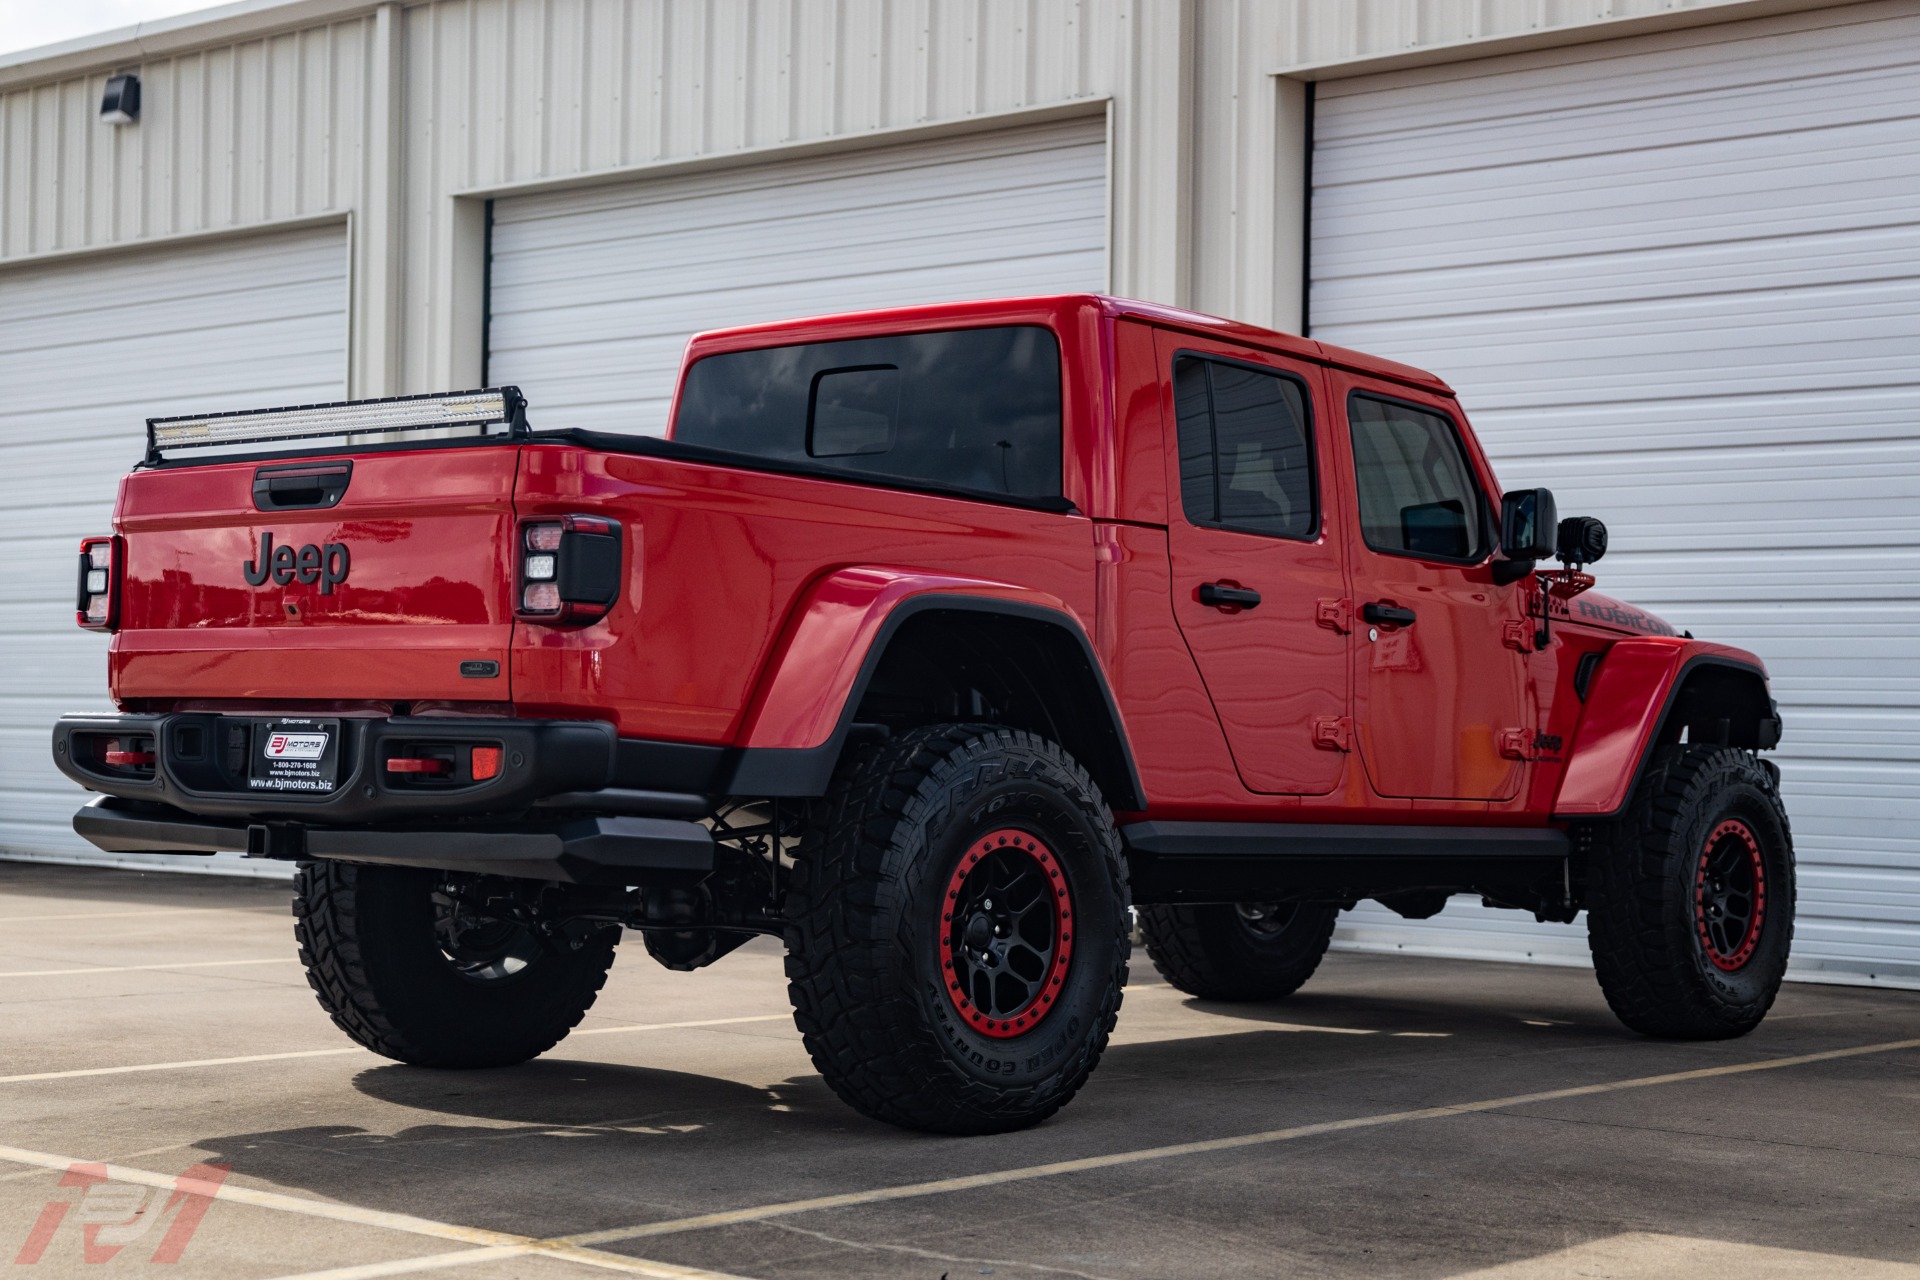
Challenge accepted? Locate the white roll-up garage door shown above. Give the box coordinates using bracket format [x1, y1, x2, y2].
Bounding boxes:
[0, 223, 348, 874]
[488, 116, 1109, 434]
[1310, 2, 1920, 987]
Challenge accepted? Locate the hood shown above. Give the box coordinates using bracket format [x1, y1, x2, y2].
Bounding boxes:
[1555, 589, 1679, 639]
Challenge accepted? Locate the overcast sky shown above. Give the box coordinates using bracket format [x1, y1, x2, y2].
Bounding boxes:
[0, 0, 229, 58]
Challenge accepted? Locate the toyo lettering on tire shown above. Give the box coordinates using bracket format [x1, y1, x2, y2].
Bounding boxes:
[784, 724, 1130, 1135]
[1586, 745, 1795, 1040]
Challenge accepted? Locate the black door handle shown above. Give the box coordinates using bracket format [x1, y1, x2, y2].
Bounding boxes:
[253, 461, 352, 511]
[1199, 583, 1262, 609]
[1361, 602, 1417, 627]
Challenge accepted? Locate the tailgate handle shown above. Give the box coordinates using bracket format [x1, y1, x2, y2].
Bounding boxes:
[253, 461, 352, 511]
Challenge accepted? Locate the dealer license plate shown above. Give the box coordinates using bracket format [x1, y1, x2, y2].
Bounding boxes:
[249, 718, 341, 793]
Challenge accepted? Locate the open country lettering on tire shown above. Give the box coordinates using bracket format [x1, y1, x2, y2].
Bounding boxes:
[53, 296, 1789, 1132]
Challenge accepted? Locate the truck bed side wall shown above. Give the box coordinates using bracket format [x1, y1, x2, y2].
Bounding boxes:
[509, 448, 1101, 746]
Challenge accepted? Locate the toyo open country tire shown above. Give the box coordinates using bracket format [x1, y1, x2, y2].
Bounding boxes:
[784, 724, 1131, 1135]
[1139, 901, 1338, 1001]
[1587, 745, 1795, 1040]
[293, 860, 619, 1068]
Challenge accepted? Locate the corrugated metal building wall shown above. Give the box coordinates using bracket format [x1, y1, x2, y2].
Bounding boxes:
[3, 0, 1803, 362]
[1307, 0, 1920, 988]
[0, 18, 373, 254]
[3, 0, 1912, 988]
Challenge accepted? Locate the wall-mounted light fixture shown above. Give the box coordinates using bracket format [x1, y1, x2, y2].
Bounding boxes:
[100, 74, 140, 125]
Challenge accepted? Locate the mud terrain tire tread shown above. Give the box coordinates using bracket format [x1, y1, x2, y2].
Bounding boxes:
[784, 723, 1130, 1134]
[293, 859, 617, 1067]
[1586, 745, 1795, 1040]
[1138, 902, 1338, 1001]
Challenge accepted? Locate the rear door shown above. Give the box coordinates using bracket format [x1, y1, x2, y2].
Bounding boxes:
[111, 448, 520, 705]
[1157, 331, 1350, 796]
[1330, 374, 1529, 801]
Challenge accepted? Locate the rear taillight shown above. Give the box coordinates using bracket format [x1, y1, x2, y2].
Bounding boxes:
[515, 515, 622, 626]
[76, 536, 122, 631]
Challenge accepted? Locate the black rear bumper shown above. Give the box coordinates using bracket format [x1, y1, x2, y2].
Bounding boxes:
[54, 712, 715, 884]
[54, 712, 625, 824]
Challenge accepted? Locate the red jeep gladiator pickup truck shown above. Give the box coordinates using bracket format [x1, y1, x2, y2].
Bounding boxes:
[54, 294, 1791, 1134]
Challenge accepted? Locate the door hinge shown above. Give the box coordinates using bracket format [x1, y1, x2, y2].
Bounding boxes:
[1502, 619, 1533, 653]
[1497, 728, 1532, 761]
[1316, 598, 1352, 634]
[1313, 715, 1353, 752]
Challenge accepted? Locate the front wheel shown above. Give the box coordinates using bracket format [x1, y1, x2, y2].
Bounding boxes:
[784, 724, 1130, 1134]
[1586, 746, 1795, 1039]
[293, 861, 619, 1067]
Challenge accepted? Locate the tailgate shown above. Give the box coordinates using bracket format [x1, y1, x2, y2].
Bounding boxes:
[111, 448, 520, 704]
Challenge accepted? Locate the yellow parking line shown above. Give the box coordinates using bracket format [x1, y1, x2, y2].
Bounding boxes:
[0, 907, 243, 923]
[0, 957, 299, 978]
[0, 1016, 791, 1085]
[0, 1048, 364, 1085]
[270, 1243, 755, 1280]
[265, 1248, 543, 1280]
[572, 1015, 789, 1038]
[556, 1036, 1920, 1248]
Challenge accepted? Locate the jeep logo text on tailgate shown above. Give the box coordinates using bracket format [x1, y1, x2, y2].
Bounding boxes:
[244, 533, 350, 594]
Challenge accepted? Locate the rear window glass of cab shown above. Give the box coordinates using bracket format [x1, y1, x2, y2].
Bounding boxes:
[672, 326, 1063, 500]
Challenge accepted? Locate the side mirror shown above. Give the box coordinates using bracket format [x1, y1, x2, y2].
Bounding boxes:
[1500, 488, 1557, 561]
[1557, 515, 1607, 568]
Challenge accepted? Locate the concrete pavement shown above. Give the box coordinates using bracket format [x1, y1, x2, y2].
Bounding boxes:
[2, 859, 1917, 1279]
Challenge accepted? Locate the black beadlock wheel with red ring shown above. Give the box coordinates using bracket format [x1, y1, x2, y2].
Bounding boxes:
[784, 724, 1131, 1135]
[1588, 745, 1795, 1041]
[940, 829, 1075, 1038]
[1696, 819, 1766, 972]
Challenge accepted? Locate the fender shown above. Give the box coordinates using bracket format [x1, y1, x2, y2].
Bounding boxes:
[1553, 637, 1777, 819]
[725, 567, 1144, 805]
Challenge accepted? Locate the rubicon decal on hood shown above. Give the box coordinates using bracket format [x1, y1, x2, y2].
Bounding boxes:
[244, 532, 350, 594]
[1533, 591, 1676, 637]
[1573, 598, 1676, 636]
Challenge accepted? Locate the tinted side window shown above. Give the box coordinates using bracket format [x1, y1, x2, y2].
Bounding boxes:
[674, 326, 1061, 499]
[1347, 393, 1485, 561]
[1173, 356, 1316, 540]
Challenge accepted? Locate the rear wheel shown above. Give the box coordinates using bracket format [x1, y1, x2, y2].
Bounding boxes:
[1587, 746, 1795, 1039]
[293, 861, 618, 1067]
[1138, 901, 1338, 1001]
[784, 724, 1130, 1134]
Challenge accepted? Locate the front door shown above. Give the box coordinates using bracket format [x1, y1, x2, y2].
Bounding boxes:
[1159, 332, 1350, 796]
[1332, 376, 1530, 801]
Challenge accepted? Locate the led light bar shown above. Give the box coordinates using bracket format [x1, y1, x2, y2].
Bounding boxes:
[145, 387, 527, 464]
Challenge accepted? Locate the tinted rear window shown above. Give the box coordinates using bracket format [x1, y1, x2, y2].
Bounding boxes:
[672, 326, 1063, 500]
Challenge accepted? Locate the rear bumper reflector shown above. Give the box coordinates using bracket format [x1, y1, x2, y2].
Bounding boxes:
[471, 746, 502, 780]
[386, 757, 452, 774]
